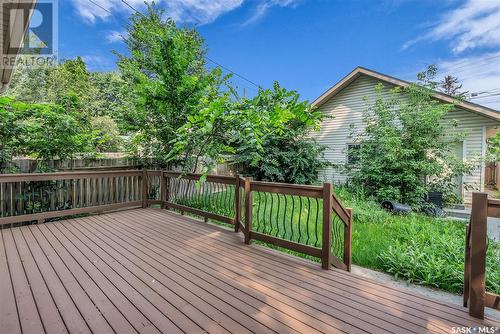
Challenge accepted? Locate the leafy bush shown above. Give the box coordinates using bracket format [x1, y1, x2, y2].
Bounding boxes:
[91, 116, 123, 152]
[0, 97, 93, 171]
[378, 225, 499, 293]
[335, 186, 499, 294]
[487, 131, 500, 163]
[170, 82, 328, 184]
[234, 83, 328, 184]
[348, 66, 473, 207]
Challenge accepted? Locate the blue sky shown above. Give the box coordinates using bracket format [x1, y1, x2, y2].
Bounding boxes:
[53, 0, 500, 108]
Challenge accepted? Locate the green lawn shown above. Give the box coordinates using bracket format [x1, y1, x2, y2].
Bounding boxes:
[175, 185, 500, 295]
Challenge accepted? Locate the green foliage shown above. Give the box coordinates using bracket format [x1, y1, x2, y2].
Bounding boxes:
[331, 186, 499, 294]
[4, 56, 132, 167]
[91, 116, 123, 152]
[170, 81, 328, 184]
[348, 66, 473, 206]
[233, 83, 328, 184]
[0, 98, 24, 171]
[378, 223, 499, 293]
[87, 71, 131, 119]
[117, 2, 212, 162]
[0, 97, 93, 170]
[487, 131, 500, 162]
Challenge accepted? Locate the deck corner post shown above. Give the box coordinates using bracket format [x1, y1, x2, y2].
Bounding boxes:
[244, 177, 253, 244]
[464, 222, 471, 307]
[141, 169, 148, 208]
[344, 207, 353, 272]
[468, 192, 488, 319]
[322, 182, 333, 270]
[160, 170, 167, 209]
[234, 175, 241, 233]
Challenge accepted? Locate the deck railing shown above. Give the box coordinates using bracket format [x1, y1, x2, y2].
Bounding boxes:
[0, 169, 352, 271]
[0, 170, 145, 225]
[463, 192, 500, 319]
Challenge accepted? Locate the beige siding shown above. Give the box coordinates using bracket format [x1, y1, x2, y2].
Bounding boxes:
[312, 75, 500, 203]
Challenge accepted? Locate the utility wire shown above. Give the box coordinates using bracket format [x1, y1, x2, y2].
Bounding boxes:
[116, 0, 261, 89]
[120, 0, 141, 14]
[205, 56, 260, 88]
[470, 88, 500, 97]
[470, 93, 500, 100]
[88, 0, 112, 15]
[449, 54, 500, 71]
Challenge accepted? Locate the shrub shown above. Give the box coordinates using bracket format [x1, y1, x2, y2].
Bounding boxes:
[169, 82, 328, 184]
[335, 186, 499, 294]
[348, 66, 473, 207]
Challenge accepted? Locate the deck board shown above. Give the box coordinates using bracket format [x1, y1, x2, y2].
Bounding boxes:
[1, 208, 498, 334]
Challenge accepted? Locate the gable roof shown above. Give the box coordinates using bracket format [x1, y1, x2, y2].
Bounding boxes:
[312, 66, 500, 122]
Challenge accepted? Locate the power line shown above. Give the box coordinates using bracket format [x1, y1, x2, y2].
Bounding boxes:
[87, 0, 112, 15]
[205, 56, 260, 88]
[470, 88, 500, 97]
[120, 0, 140, 13]
[90, 0, 261, 90]
[470, 93, 500, 100]
[451, 54, 500, 71]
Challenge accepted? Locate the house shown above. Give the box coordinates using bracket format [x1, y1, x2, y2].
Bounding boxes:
[311, 67, 500, 204]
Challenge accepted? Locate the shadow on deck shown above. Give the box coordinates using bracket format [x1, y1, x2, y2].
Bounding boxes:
[1, 208, 499, 334]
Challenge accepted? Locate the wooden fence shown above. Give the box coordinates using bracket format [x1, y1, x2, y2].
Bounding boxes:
[0, 169, 353, 271]
[9, 157, 143, 173]
[463, 192, 500, 319]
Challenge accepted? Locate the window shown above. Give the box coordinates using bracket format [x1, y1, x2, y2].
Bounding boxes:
[347, 144, 361, 165]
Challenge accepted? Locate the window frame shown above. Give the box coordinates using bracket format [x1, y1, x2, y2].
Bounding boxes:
[346, 143, 362, 166]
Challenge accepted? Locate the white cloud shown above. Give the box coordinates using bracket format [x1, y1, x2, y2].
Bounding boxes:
[243, 0, 299, 25]
[106, 30, 126, 43]
[72, 0, 298, 25]
[81, 55, 116, 71]
[164, 0, 244, 24]
[438, 52, 500, 110]
[403, 0, 500, 53]
[71, 0, 244, 24]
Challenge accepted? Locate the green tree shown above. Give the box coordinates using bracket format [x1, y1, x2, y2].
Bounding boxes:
[0, 97, 25, 172]
[233, 83, 328, 184]
[0, 97, 93, 171]
[349, 66, 471, 206]
[5, 56, 53, 103]
[88, 71, 132, 120]
[91, 116, 123, 152]
[169, 81, 328, 184]
[117, 2, 213, 163]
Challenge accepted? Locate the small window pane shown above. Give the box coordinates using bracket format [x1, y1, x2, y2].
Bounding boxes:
[347, 144, 361, 165]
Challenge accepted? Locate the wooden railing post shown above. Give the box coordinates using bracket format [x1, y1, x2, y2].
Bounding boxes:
[244, 177, 252, 244]
[463, 223, 471, 307]
[141, 169, 148, 208]
[234, 176, 241, 233]
[344, 208, 353, 272]
[322, 182, 333, 270]
[469, 192, 488, 319]
[160, 170, 167, 209]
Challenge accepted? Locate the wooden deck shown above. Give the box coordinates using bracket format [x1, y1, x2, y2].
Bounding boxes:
[1, 209, 498, 334]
